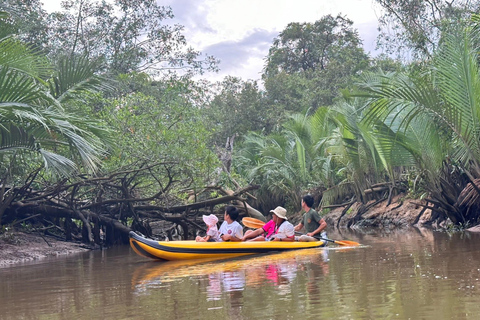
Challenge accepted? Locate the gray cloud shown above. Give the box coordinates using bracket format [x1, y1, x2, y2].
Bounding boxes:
[355, 20, 380, 56]
[164, 0, 216, 34]
[203, 29, 278, 74]
[163, 0, 381, 81]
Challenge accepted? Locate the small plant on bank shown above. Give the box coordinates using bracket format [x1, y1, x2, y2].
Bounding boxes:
[0, 226, 19, 244]
[20, 222, 32, 232]
[445, 221, 472, 233]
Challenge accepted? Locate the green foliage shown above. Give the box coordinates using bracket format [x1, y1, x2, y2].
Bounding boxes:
[236, 109, 342, 210]
[0, 1, 50, 51]
[264, 14, 367, 78]
[262, 14, 370, 112]
[375, 0, 479, 59]
[355, 15, 480, 224]
[37, 0, 218, 76]
[263, 72, 314, 115]
[99, 76, 219, 189]
[4, 1, 480, 231]
[72, 219, 82, 229]
[359, 19, 480, 176]
[20, 221, 31, 231]
[206, 76, 272, 146]
[0, 13, 111, 178]
[227, 15, 373, 210]
[445, 221, 472, 233]
[323, 97, 411, 203]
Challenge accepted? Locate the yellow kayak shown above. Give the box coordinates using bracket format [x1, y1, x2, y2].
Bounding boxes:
[129, 231, 326, 261]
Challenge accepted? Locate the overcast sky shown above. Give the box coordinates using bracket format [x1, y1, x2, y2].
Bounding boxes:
[43, 0, 383, 82]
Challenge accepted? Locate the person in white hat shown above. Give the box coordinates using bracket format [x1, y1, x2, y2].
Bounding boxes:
[269, 206, 295, 242]
[196, 214, 221, 242]
[242, 206, 295, 242]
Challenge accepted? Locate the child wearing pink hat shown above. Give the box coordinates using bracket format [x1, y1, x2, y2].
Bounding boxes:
[196, 214, 221, 242]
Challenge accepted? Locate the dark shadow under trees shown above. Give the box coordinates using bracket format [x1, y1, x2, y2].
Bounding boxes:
[1, 162, 259, 246]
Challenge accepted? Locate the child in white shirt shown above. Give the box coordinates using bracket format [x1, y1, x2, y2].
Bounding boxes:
[218, 206, 243, 242]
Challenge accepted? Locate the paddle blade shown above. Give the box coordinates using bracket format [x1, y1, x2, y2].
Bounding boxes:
[333, 239, 360, 246]
[242, 217, 266, 229]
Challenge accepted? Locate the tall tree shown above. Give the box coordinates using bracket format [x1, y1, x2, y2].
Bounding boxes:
[0, 0, 49, 51]
[263, 14, 369, 79]
[375, 0, 480, 59]
[100, 76, 218, 184]
[206, 76, 270, 146]
[263, 14, 370, 111]
[5, 0, 219, 76]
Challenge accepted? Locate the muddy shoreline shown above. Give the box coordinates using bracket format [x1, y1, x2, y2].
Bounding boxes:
[0, 232, 91, 267]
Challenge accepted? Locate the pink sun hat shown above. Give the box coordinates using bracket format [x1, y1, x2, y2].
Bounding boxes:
[202, 214, 218, 227]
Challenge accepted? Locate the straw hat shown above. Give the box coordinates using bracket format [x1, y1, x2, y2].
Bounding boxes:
[202, 214, 218, 227]
[270, 206, 288, 220]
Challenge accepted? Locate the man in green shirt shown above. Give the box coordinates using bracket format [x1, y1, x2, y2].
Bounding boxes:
[294, 194, 327, 241]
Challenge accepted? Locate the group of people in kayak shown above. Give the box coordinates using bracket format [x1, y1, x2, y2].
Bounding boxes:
[195, 194, 327, 243]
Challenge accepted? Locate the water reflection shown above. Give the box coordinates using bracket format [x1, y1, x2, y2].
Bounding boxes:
[3, 229, 480, 319]
[131, 248, 329, 298]
[207, 273, 222, 300]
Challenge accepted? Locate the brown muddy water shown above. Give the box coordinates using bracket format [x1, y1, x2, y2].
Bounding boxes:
[1, 228, 480, 319]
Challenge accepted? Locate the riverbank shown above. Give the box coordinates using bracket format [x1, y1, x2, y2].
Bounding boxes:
[2, 194, 479, 267]
[0, 231, 90, 267]
[323, 195, 434, 229]
[322, 194, 480, 232]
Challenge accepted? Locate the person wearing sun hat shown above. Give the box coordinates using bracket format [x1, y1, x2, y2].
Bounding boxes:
[242, 206, 295, 242]
[269, 206, 295, 242]
[196, 214, 221, 242]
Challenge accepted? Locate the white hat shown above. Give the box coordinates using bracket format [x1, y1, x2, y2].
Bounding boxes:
[202, 214, 218, 227]
[270, 206, 288, 220]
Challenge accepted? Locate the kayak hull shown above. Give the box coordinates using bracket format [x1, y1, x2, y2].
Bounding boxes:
[129, 231, 326, 261]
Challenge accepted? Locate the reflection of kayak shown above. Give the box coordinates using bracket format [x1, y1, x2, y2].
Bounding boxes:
[129, 231, 326, 261]
[131, 247, 325, 289]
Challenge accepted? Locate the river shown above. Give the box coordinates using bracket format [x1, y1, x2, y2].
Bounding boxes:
[1, 228, 480, 319]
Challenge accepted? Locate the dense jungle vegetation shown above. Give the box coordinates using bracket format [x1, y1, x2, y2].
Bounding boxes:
[1, 0, 480, 245]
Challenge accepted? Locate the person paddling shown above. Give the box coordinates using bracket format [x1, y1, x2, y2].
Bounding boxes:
[294, 194, 327, 242]
[269, 206, 295, 241]
[242, 214, 275, 242]
[242, 206, 294, 242]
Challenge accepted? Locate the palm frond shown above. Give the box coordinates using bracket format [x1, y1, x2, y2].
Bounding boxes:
[0, 123, 37, 152]
[434, 29, 480, 167]
[39, 149, 77, 177]
[48, 55, 113, 102]
[0, 32, 51, 78]
[0, 67, 50, 105]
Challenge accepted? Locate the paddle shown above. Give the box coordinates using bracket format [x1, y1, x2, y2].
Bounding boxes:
[242, 217, 360, 247]
[242, 217, 267, 229]
[293, 232, 360, 246]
